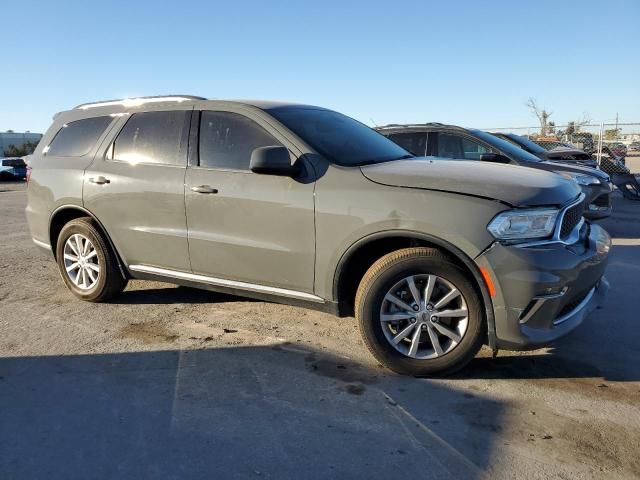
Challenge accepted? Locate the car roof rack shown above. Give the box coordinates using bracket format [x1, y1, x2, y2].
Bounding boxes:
[375, 122, 464, 131]
[74, 95, 207, 110]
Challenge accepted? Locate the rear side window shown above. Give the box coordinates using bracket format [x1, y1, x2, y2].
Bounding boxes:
[199, 111, 282, 170]
[387, 132, 427, 156]
[47, 116, 112, 157]
[113, 111, 189, 166]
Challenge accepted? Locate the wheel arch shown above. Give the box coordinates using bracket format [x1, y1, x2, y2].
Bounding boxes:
[48, 205, 129, 279]
[333, 230, 496, 349]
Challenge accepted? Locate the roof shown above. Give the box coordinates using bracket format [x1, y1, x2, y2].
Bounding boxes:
[72, 96, 325, 112]
[223, 100, 327, 111]
[54, 96, 327, 121]
[74, 95, 207, 110]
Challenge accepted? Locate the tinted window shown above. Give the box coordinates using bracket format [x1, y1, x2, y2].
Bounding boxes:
[47, 116, 112, 157]
[199, 111, 282, 170]
[437, 133, 492, 160]
[387, 132, 427, 156]
[437, 133, 464, 159]
[269, 107, 411, 166]
[461, 137, 490, 160]
[113, 111, 188, 165]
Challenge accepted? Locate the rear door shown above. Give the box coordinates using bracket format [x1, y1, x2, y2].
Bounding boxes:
[184, 108, 315, 293]
[83, 107, 192, 271]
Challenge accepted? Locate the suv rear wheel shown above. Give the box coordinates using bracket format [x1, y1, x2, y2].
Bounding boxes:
[355, 248, 483, 376]
[55, 218, 127, 302]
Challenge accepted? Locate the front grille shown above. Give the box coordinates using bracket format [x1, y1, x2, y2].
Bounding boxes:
[560, 199, 584, 238]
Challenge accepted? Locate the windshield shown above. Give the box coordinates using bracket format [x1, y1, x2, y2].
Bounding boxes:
[470, 130, 543, 162]
[268, 107, 412, 166]
[502, 134, 548, 155]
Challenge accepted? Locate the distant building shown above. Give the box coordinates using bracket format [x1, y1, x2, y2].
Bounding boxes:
[1, 131, 43, 156]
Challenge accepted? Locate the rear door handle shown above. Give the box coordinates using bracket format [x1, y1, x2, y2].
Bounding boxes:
[191, 185, 218, 194]
[89, 176, 110, 185]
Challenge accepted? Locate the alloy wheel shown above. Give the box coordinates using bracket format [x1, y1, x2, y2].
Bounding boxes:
[63, 234, 100, 290]
[379, 274, 469, 359]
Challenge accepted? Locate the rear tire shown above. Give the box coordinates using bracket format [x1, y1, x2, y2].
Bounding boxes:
[355, 248, 483, 376]
[56, 218, 127, 302]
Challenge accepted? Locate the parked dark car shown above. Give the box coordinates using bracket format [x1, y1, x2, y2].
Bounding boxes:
[0, 158, 28, 180]
[376, 123, 613, 219]
[607, 143, 627, 158]
[492, 133, 598, 169]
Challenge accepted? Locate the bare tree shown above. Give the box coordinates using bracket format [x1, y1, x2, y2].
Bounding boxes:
[574, 112, 591, 133]
[526, 98, 552, 137]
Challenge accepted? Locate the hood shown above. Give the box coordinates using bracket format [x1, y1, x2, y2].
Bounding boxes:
[542, 148, 592, 160]
[360, 158, 581, 207]
[538, 160, 610, 180]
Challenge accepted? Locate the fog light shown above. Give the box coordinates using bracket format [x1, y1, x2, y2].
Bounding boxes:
[592, 225, 611, 256]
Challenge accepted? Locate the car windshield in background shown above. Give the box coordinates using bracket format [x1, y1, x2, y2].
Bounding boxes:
[269, 107, 412, 166]
[2, 159, 26, 167]
[503, 134, 549, 155]
[470, 130, 543, 162]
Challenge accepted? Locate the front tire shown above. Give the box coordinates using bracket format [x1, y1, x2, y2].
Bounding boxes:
[56, 218, 127, 302]
[355, 248, 483, 376]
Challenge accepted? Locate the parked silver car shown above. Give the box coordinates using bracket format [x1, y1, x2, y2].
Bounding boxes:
[26, 96, 610, 375]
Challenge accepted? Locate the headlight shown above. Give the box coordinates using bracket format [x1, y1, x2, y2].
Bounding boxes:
[487, 208, 559, 240]
[557, 171, 600, 186]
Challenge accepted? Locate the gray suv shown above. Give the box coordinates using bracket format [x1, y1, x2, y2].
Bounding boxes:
[26, 96, 610, 376]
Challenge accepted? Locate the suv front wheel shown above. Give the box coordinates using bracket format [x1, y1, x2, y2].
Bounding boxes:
[355, 248, 483, 376]
[56, 218, 127, 302]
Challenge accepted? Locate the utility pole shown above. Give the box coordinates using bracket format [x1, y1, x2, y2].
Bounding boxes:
[615, 112, 619, 138]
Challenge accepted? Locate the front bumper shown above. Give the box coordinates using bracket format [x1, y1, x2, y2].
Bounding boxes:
[476, 223, 611, 350]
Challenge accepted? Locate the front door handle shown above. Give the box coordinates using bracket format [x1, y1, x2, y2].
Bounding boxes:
[89, 176, 110, 185]
[191, 185, 218, 194]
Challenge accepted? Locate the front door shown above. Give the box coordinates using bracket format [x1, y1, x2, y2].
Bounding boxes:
[185, 109, 315, 293]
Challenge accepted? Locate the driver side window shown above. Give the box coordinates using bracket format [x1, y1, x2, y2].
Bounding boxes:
[198, 111, 282, 170]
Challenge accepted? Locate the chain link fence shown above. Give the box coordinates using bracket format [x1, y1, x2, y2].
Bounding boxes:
[484, 122, 640, 162]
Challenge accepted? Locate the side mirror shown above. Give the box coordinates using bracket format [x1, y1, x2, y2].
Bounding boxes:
[480, 153, 511, 164]
[250, 146, 299, 176]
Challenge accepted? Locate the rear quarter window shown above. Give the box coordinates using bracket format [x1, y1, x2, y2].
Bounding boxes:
[46, 116, 113, 157]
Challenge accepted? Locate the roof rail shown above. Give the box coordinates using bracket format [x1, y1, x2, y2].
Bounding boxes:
[74, 95, 207, 110]
[375, 122, 456, 130]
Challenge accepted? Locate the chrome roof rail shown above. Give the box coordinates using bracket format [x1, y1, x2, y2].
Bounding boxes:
[74, 95, 206, 110]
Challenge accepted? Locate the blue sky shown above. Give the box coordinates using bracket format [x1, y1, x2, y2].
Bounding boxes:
[1, 0, 639, 133]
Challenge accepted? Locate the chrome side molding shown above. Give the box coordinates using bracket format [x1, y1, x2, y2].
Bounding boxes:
[32, 238, 52, 251]
[128, 264, 325, 303]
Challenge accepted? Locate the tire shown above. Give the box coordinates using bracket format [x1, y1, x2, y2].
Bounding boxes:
[55, 217, 127, 302]
[355, 247, 483, 377]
